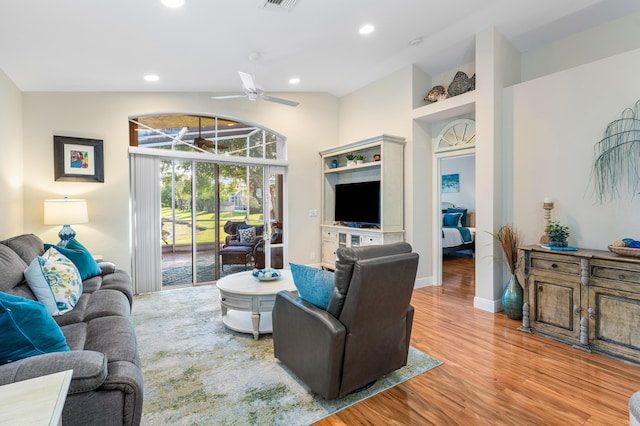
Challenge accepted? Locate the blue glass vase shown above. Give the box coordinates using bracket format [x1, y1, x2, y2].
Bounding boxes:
[502, 274, 523, 320]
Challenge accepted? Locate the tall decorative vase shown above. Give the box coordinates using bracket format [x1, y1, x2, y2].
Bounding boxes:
[502, 274, 523, 320]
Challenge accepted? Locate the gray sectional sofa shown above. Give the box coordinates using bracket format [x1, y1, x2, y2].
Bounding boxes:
[0, 234, 143, 426]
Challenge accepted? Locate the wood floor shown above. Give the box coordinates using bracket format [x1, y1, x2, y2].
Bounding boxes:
[316, 256, 640, 425]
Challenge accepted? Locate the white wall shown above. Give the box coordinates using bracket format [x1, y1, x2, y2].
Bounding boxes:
[21, 92, 339, 272]
[0, 69, 23, 236]
[507, 47, 640, 249]
[522, 12, 640, 82]
[339, 65, 433, 280]
[441, 155, 476, 211]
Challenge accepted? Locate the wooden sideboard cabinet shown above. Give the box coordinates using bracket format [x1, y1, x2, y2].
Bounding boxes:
[518, 245, 640, 365]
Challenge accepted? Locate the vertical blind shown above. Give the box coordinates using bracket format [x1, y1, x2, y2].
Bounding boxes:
[129, 153, 162, 294]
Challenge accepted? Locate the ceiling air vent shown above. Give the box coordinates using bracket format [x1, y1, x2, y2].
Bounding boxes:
[263, 0, 298, 10]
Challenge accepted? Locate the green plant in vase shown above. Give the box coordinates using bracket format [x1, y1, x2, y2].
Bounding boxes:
[345, 153, 356, 166]
[354, 154, 364, 164]
[547, 220, 570, 247]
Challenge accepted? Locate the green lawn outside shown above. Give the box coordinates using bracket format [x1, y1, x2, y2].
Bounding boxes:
[161, 207, 264, 244]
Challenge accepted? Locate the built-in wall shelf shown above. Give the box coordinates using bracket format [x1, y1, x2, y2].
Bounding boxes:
[319, 135, 406, 268]
[324, 162, 380, 174]
[412, 90, 476, 123]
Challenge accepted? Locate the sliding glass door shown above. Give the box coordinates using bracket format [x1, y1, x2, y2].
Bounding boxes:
[129, 113, 287, 293]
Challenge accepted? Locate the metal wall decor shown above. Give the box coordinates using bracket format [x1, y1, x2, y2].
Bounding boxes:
[591, 99, 640, 203]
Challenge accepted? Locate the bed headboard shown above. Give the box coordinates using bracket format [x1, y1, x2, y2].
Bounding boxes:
[467, 211, 476, 227]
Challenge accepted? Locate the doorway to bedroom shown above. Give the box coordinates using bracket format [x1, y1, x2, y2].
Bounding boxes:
[439, 153, 476, 291]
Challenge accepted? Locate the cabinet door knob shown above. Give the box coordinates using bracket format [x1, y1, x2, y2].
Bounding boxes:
[538, 286, 543, 292]
[551, 263, 558, 268]
[619, 274, 626, 280]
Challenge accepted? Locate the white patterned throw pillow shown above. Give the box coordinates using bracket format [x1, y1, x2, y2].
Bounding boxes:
[238, 226, 256, 243]
[24, 247, 83, 316]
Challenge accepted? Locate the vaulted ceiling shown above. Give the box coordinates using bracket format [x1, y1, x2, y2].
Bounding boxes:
[1, 0, 638, 97]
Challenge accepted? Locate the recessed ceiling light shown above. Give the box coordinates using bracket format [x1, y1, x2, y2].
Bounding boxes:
[359, 24, 375, 35]
[144, 74, 159, 82]
[289, 77, 300, 85]
[161, 0, 185, 8]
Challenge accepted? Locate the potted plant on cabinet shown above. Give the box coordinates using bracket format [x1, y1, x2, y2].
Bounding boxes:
[491, 224, 523, 320]
[354, 154, 364, 165]
[346, 153, 356, 167]
[547, 220, 570, 247]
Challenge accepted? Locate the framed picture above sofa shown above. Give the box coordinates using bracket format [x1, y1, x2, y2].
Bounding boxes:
[53, 135, 104, 183]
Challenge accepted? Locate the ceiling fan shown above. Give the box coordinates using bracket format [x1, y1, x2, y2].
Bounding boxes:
[212, 53, 299, 107]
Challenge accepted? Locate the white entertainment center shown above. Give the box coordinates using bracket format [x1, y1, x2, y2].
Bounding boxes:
[319, 135, 406, 269]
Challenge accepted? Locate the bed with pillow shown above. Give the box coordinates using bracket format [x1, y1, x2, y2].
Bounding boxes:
[441, 202, 475, 256]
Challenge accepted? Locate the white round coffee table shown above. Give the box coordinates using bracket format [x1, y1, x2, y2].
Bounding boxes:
[216, 270, 295, 340]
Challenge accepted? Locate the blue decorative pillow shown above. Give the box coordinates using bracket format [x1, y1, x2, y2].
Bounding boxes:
[289, 263, 335, 310]
[443, 212, 463, 227]
[44, 238, 102, 280]
[24, 247, 83, 316]
[446, 208, 468, 227]
[0, 292, 70, 365]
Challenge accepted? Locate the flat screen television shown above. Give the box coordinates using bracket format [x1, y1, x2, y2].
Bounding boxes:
[334, 181, 381, 226]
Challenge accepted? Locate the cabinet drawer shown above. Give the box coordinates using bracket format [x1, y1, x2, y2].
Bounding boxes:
[360, 235, 381, 246]
[531, 257, 580, 275]
[591, 266, 640, 285]
[322, 230, 337, 242]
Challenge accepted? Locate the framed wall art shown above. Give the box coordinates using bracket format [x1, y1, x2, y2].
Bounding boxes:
[442, 173, 460, 193]
[54, 135, 104, 182]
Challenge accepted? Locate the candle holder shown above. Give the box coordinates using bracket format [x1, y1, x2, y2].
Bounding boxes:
[539, 202, 554, 244]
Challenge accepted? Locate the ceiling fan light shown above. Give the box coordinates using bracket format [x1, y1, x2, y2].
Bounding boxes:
[144, 74, 159, 82]
[263, 0, 298, 10]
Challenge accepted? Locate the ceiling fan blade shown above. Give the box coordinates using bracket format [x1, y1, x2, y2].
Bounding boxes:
[262, 95, 299, 107]
[239, 72, 257, 92]
[211, 94, 247, 100]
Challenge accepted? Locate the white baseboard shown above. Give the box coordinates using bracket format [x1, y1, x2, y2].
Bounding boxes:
[473, 296, 502, 313]
[414, 276, 434, 288]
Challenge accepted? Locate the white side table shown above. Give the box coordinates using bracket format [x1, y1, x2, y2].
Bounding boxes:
[216, 270, 296, 339]
[0, 369, 72, 426]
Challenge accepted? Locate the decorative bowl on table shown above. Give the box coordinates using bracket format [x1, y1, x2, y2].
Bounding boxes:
[252, 268, 282, 281]
[608, 245, 640, 258]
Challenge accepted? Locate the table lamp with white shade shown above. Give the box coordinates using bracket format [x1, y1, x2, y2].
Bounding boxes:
[44, 198, 88, 247]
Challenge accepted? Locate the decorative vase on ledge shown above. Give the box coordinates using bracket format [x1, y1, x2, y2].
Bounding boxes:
[502, 274, 523, 320]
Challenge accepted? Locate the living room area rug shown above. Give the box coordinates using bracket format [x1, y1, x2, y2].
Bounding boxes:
[132, 284, 442, 425]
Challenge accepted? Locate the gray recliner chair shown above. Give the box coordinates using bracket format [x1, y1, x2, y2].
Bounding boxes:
[272, 242, 419, 400]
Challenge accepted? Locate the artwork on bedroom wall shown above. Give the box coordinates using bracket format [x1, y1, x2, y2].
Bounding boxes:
[54, 135, 104, 182]
[442, 173, 460, 193]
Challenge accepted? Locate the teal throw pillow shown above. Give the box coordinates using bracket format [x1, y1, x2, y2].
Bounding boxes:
[289, 263, 335, 310]
[45, 238, 102, 280]
[0, 292, 70, 365]
[446, 208, 468, 227]
[443, 212, 463, 227]
[24, 247, 83, 316]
